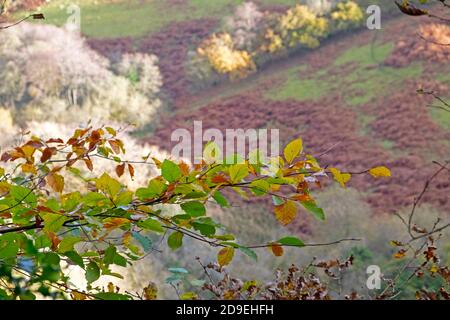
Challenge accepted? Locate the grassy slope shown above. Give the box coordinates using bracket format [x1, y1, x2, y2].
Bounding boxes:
[23, 0, 297, 38]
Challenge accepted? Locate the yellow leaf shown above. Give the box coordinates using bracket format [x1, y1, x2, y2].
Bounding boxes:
[103, 218, 130, 230]
[71, 291, 88, 300]
[143, 282, 158, 300]
[21, 163, 37, 175]
[329, 168, 351, 188]
[217, 247, 235, 267]
[274, 200, 297, 226]
[430, 264, 438, 274]
[0, 167, 5, 177]
[394, 249, 407, 259]
[284, 138, 303, 164]
[46, 173, 64, 193]
[369, 166, 391, 178]
[180, 292, 198, 300]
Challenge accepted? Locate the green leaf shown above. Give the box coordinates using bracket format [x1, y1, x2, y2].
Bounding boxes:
[58, 236, 82, 253]
[115, 191, 133, 206]
[10, 185, 37, 208]
[272, 195, 284, 206]
[113, 253, 127, 267]
[192, 222, 216, 237]
[168, 267, 189, 274]
[213, 191, 229, 207]
[65, 251, 85, 269]
[249, 180, 270, 196]
[132, 231, 152, 252]
[136, 179, 166, 200]
[180, 201, 206, 217]
[82, 192, 107, 207]
[137, 218, 164, 233]
[95, 292, 130, 300]
[301, 201, 325, 221]
[161, 160, 181, 183]
[85, 261, 100, 284]
[104, 246, 117, 265]
[95, 173, 121, 197]
[41, 213, 67, 233]
[239, 246, 258, 261]
[0, 234, 20, 259]
[229, 164, 248, 183]
[284, 138, 303, 164]
[167, 231, 183, 250]
[277, 236, 305, 247]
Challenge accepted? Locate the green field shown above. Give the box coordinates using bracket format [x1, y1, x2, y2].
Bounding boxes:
[20, 0, 299, 38]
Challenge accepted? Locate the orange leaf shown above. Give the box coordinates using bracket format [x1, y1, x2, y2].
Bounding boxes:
[22, 163, 37, 175]
[46, 173, 64, 193]
[179, 161, 190, 176]
[394, 249, 407, 259]
[128, 164, 135, 178]
[103, 218, 129, 230]
[274, 200, 297, 226]
[270, 244, 284, 257]
[211, 174, 229, 184]
[46, 231, 61, 251]
[217, 247, 235, 267]
[84, 158, 93, 171]
[116, 163, 125, 177]
[292, 194, 312, 202]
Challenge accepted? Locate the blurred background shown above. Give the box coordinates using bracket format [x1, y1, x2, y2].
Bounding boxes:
[1, 0, 449, 298]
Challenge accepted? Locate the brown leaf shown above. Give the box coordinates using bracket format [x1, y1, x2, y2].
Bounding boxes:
[109, 140, 121, 154]
[46, 173, 64, 193]
[128, 164, 135, 178]
[84, 158, 93, 171]
[40, 147, 55, 163]
[270, 244, 284, 257]
[395, 1, 428, 16]
[115, 163, 125, 177]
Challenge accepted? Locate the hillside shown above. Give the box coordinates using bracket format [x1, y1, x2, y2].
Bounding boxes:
[146, 14, 450, 218]
[11, 0, 449, 227]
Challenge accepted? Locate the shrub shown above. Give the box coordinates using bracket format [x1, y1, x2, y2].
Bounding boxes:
[197, 33, 256, 78]
[223, 1, 265, 51]
[330, 1, 364, 30]
[0, 23, 162, 128]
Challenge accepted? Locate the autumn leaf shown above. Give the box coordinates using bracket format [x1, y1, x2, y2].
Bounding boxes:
[329, 168, 351, 188]
[143, 282, 158, 300]
[394, 249, 407, 259]
[115, 163, 125, 177]
[217, 247, 235, 266]
[369, 166, 391, 178]
[284, 138, 302, 164]
[84, 158, 93, 171]
[394, 1, 428, 16]
[21, 163, 37, 175]
[128, 164, 135, 178]
[211, 174, 229, 184]
[179, 161, 190, 176]
[46, 173, 64, 193]
[269, 243, 284, 257]
[40, 147, 54, 162]
[274, 200, 297, 226]
[103, 218, 130, 231]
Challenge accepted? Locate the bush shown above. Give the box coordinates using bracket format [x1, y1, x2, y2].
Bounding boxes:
[0, 23, 162, 128]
